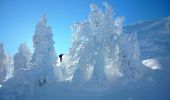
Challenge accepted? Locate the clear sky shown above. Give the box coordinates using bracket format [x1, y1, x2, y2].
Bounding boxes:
[0, 0, 170, 56]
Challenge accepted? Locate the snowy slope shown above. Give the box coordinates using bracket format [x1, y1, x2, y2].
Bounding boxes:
[124, 17, 170, 60]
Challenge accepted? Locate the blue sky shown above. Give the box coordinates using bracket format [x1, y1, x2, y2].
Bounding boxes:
[0, 0, 170, 55]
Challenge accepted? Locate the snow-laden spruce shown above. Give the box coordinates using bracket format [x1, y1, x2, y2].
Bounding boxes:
[31, 14, 60, 81]
[0, 43, 13, 84]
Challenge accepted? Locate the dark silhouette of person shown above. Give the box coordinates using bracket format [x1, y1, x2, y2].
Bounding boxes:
[59, 54, 64, 62]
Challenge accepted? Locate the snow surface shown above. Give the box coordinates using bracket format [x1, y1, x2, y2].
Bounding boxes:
[0, 2, 170, 100]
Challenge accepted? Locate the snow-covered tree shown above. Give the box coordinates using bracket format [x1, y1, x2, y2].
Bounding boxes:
[101, 3, 123, 82]
[32, 15, 56, 66]
[0, 43, 7, 84]
[118, 32, 144, 81]
[71, 3, 115, 89]
[112, 15, 144, 81]
[13, 43, 32, 73]
[0, 43, 13, 84]
[32, 15, 58, 81]
[70, 22, 94, 87]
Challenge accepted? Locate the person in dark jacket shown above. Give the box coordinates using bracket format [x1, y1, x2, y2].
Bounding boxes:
[59, 54, 64, 62]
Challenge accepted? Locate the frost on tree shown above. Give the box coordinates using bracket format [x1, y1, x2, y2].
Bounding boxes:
[114, 15, 144, 82]
[14, 43, 32, 73]
[32, 15, 58, 81]
[0, 43, 13, 84]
